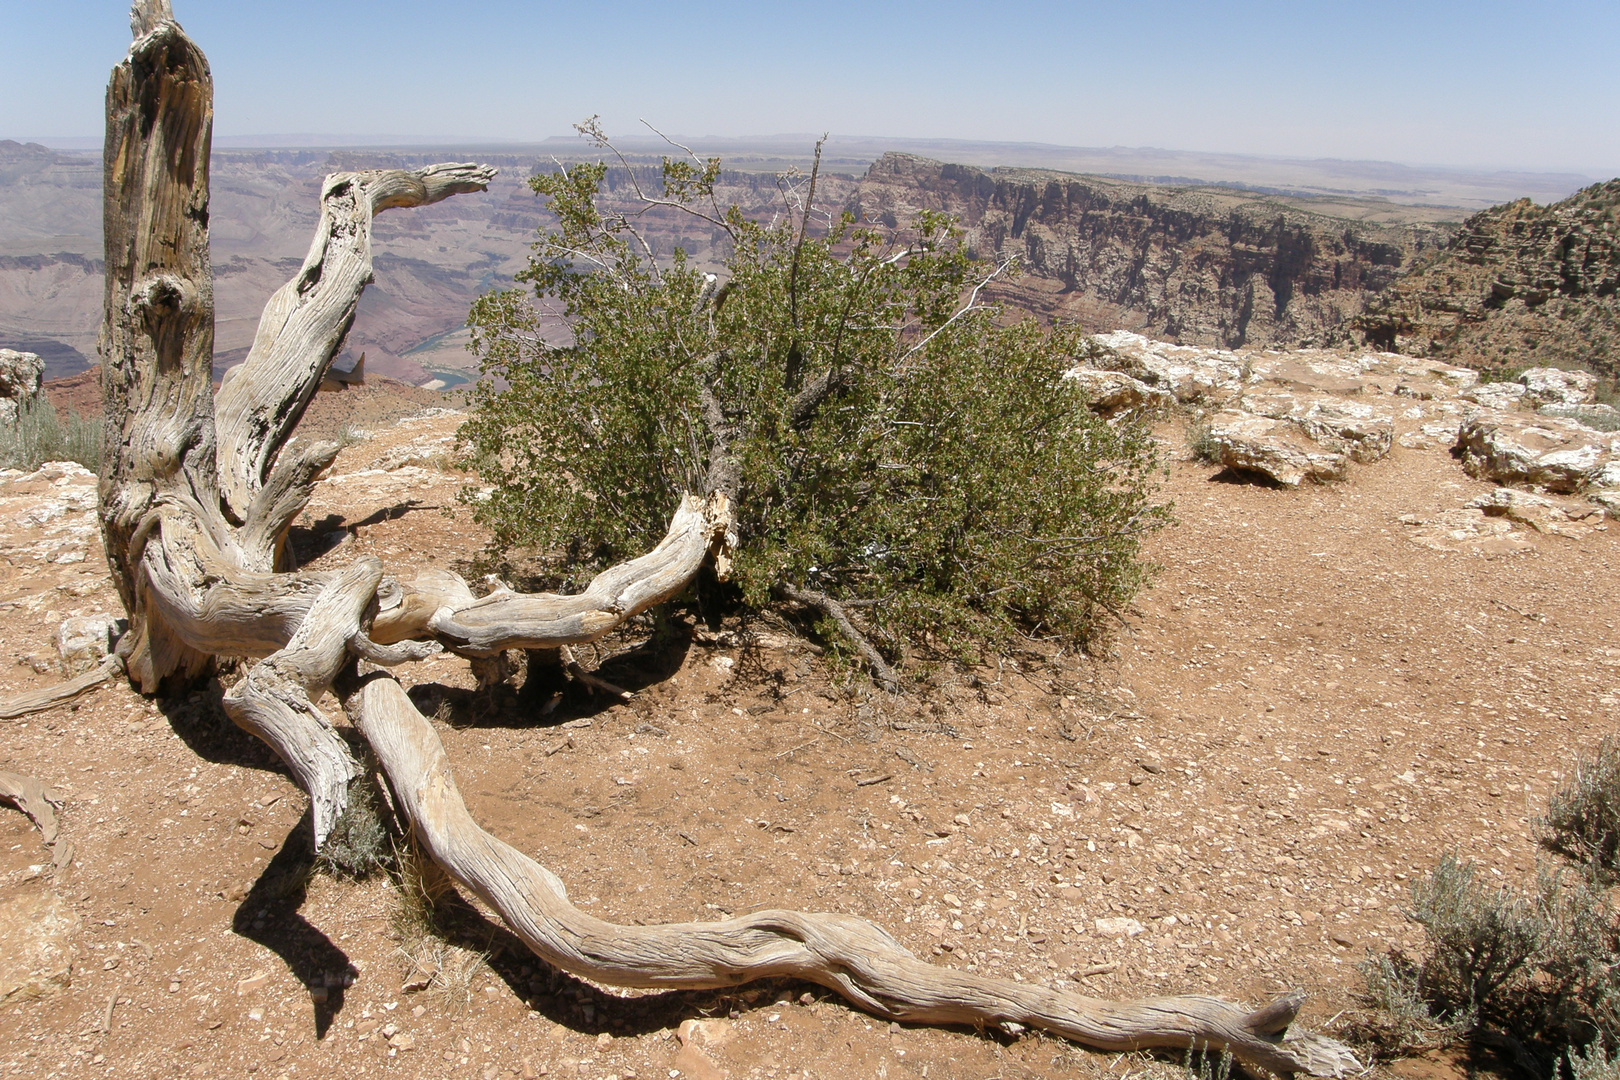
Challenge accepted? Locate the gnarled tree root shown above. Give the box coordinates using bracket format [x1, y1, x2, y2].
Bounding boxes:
[347, 670, 1359, 1077]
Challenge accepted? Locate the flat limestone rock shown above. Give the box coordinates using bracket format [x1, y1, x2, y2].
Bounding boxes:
[1463, 382, 1528, 410]
[1520, 366, 1597, 407]
[1238, 389, 1394, 463]
[1399, 508, 1534, 555]
[54, 614, 121, 676]
[1466, 487, 1606, 538]
[1455, 407, 1619, 493]
[1205, 411, 1350, 486]
[1063, 367, 1173, 415]
[0, 885, 79, 1004]
[1090, 331, 1246, 405]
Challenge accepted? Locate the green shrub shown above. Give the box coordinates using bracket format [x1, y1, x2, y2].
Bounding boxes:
[460, 131, 1166, 672]
[1349, 952, 1458, 1055]
[1408, 852, 1548, 1024]
[1569, 1043, 1620, 1080]
[1185, 419, 1220, 464]
[0, 395, 100, 472]
[1544, 735, 1620, 880]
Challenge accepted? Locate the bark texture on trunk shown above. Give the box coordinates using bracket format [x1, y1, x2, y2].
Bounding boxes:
[99, 11, 218, 690]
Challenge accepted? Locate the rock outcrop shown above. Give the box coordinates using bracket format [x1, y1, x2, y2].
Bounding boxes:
[851, 154, 1454, 350]
[1070, 332, 1444, 485]
[1354, 179, 1620, 377]
[0, 886, 79, 1005]
[1202, 412, 1355, 486]
[1455, 408, 1619, 494]
[0, 349, 44, 424]
[1071, 331, 1620, 511]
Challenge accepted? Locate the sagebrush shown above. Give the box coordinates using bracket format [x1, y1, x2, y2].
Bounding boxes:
[1543, 734, 1620, 879]
[1353, 853, 1620, 1075]
[0, 395, 100, 472]
[461, 128, 1166, 672]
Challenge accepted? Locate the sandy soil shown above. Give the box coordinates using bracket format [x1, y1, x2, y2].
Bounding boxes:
[1, 401, 1615, 1080]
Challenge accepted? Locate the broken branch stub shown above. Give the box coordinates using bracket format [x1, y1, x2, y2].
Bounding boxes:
[213, 162, 497, 546]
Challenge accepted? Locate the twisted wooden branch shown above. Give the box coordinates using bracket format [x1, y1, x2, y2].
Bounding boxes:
[0, 656, 124, 720]
[220, 557, 388, 846]
[392, 493, 734, 655]
[214, 162, 497, 537]
[347, 670, 1356, 1076]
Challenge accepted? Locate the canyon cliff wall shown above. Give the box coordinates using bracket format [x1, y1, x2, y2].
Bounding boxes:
[1353, 179, 1620, 377]
[850, 153, 1453, 349]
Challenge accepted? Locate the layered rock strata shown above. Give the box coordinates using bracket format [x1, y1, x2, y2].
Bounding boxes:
[851, 154, 1453, 349]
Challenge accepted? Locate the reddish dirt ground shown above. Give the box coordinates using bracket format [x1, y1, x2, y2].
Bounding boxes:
[1, 400, 1615, 1080]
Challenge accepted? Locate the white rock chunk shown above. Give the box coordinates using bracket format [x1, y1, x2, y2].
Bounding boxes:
[1519, 366, 1597, 407]
[53, 614, 122, 676]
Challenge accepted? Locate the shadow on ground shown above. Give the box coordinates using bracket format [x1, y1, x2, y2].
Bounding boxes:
[231, 810, 356, 1039]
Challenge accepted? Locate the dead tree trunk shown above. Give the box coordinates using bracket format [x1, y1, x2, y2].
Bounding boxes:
[89, 2, 1357, 1072]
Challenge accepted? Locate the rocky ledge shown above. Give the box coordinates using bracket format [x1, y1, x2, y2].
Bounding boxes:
[1069, 331, 1619, 522]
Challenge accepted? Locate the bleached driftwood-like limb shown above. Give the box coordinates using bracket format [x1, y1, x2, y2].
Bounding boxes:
[349, 671, 1356, 1076]
[214, 162, 497, 544]
[0, 771, 64, 844]
[377, 493, 734, 654]
[0, 656, 124, 720]
[220, 558, 386, 847]
[240, 438, 342, 569]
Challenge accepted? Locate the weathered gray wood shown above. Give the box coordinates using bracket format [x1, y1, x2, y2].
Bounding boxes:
[99, 7, 218, 689]
[0, 656, 123, 720]
[403, 493, 733, 655]
[214, 163, 496, 548]
[0, 771, 63, 844]
[221, 558, 385, 846]
[348, 671, 1356, 1075]
[778, 583, 900, 692]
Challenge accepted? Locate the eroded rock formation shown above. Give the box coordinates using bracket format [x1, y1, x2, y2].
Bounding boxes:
[851, 154, 1453, 349]
[1354, 179, 1620, 376]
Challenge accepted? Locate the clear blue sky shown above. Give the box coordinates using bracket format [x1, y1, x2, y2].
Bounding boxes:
[5, 1, 1617, 175]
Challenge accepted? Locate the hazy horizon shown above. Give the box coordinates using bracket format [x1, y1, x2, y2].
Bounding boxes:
[9, 130, 1606, 184]
[6, 1, 1619, 177]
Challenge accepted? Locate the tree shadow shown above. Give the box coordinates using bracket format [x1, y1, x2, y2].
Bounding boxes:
[289, 501, 442, 564]
[156, 678, 288, 775]
[405, 623, 694, 731]
[231, 808, 356, 1039]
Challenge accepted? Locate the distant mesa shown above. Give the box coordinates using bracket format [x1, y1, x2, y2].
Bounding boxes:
[1, 134, 1614, 388]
